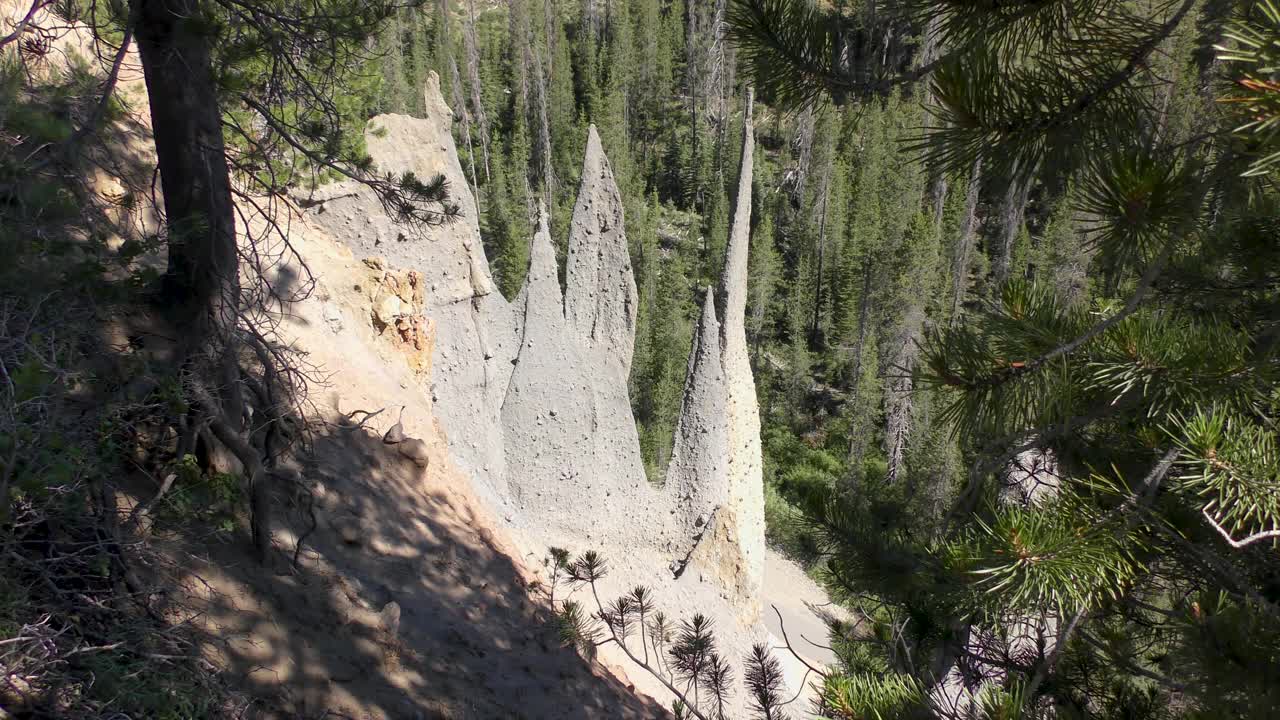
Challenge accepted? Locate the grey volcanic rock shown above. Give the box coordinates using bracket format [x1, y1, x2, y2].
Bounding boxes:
[303, 76, 766, 620]
[501, 209, 594, 506]
[666, 288, 728, 537]
[714, 91, 765, 605]
[564, 125, 638, 380]
[501, 207, 651, 542]
[298, 72, 516, 498]
[302, 74, 492, 307]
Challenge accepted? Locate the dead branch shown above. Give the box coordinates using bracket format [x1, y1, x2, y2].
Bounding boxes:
[191, 380, 271, 564]
[1202, 509, 1280, 549]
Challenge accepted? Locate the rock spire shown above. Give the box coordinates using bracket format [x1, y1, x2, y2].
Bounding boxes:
[666, 288, 728, 534]
[564, 125, 638, 380]
[714, 89, 765, 602]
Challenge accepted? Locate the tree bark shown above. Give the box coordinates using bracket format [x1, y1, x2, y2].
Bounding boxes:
[790, 104, 816, 203]
[134, 0, 275, 563]
[808, 165, 830, 347]
[133, 0, 238, 353]
[846, 257, 875, 467]
[529, 41, 556, 204]
[450, 56, 481, 204]
[920, 12, 948, 229]
[883, 337, 915, 486]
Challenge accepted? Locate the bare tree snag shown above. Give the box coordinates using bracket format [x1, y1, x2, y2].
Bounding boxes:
[950, 156, 982, 324]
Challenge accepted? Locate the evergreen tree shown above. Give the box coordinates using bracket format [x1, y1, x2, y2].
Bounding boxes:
[732, 0, 1280, 716]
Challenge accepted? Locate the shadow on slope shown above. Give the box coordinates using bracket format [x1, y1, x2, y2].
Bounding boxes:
[179, 423, 667, 720]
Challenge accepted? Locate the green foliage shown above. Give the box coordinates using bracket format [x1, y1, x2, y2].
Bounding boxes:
[763, 481, 820, 564]
[814, 671, 925, 720]
[1175, 592, 1280, 717]
[155, 454, 243, 530]
[951, 499, 1144, 614]
[1076, 148, 1195, 271]
[557, 599, 602, 660]
[1172, 409, 1280, 542]
[728, 0, 844, 108]
[1216, 0, 1280, 176]
[732, 0, 1280, 717]
[921, 280, 1089, 439]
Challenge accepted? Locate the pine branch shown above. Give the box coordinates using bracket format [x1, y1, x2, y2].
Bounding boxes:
[727, 0, 952, 106]
[982, 241, 1174, 388]
[1028, 0, 1197, 136]
[0, 0, 50, 50]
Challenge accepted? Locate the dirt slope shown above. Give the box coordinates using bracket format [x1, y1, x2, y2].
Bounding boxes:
[167, 217, 668, 719]
[176, 429, 664, 720]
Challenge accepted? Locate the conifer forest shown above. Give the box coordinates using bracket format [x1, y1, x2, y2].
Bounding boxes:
[2, 0, 1279, 716]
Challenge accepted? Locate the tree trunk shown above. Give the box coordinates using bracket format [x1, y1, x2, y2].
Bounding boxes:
[450, 55, 481, 205]
[993, 159, 1032, 288]
[134, 0, 238, 353]
[846, 257, 875, 466]
[134, 0, 271, 563]
[529, 41, 556, 204]
[791, 104, 816, 203]
[464, 0, 491, 183]
[686, 0, 701, 207]
[808, 168, 830, 347]
[883, 320, 919, 487]
[920, 12, 948, 229]
[950, 156, 982, 324]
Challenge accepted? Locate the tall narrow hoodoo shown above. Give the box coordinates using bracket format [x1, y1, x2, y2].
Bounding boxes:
[716, 89, 765, 606]
[660, 90, 764, 615]
[665, 288, 729, 547]
[564, 125, 638, 380]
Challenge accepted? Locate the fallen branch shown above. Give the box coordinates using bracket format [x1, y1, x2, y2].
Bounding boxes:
[334, 407, 385, 433]
[771, 604, 826, 680]
[128, 472, 176, 529]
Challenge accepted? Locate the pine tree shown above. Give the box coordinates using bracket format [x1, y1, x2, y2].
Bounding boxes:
[732, 0, 1280, 716]
[636, 221, 695, 480]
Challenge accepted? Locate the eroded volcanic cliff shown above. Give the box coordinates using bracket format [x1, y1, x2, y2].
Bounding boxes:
[300, 73, 765, 618]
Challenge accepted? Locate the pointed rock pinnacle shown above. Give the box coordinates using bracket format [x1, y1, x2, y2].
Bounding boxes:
[666, 288, 728, 527]
[565, 125, 638, 378]
[517, 203, 565, 330]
